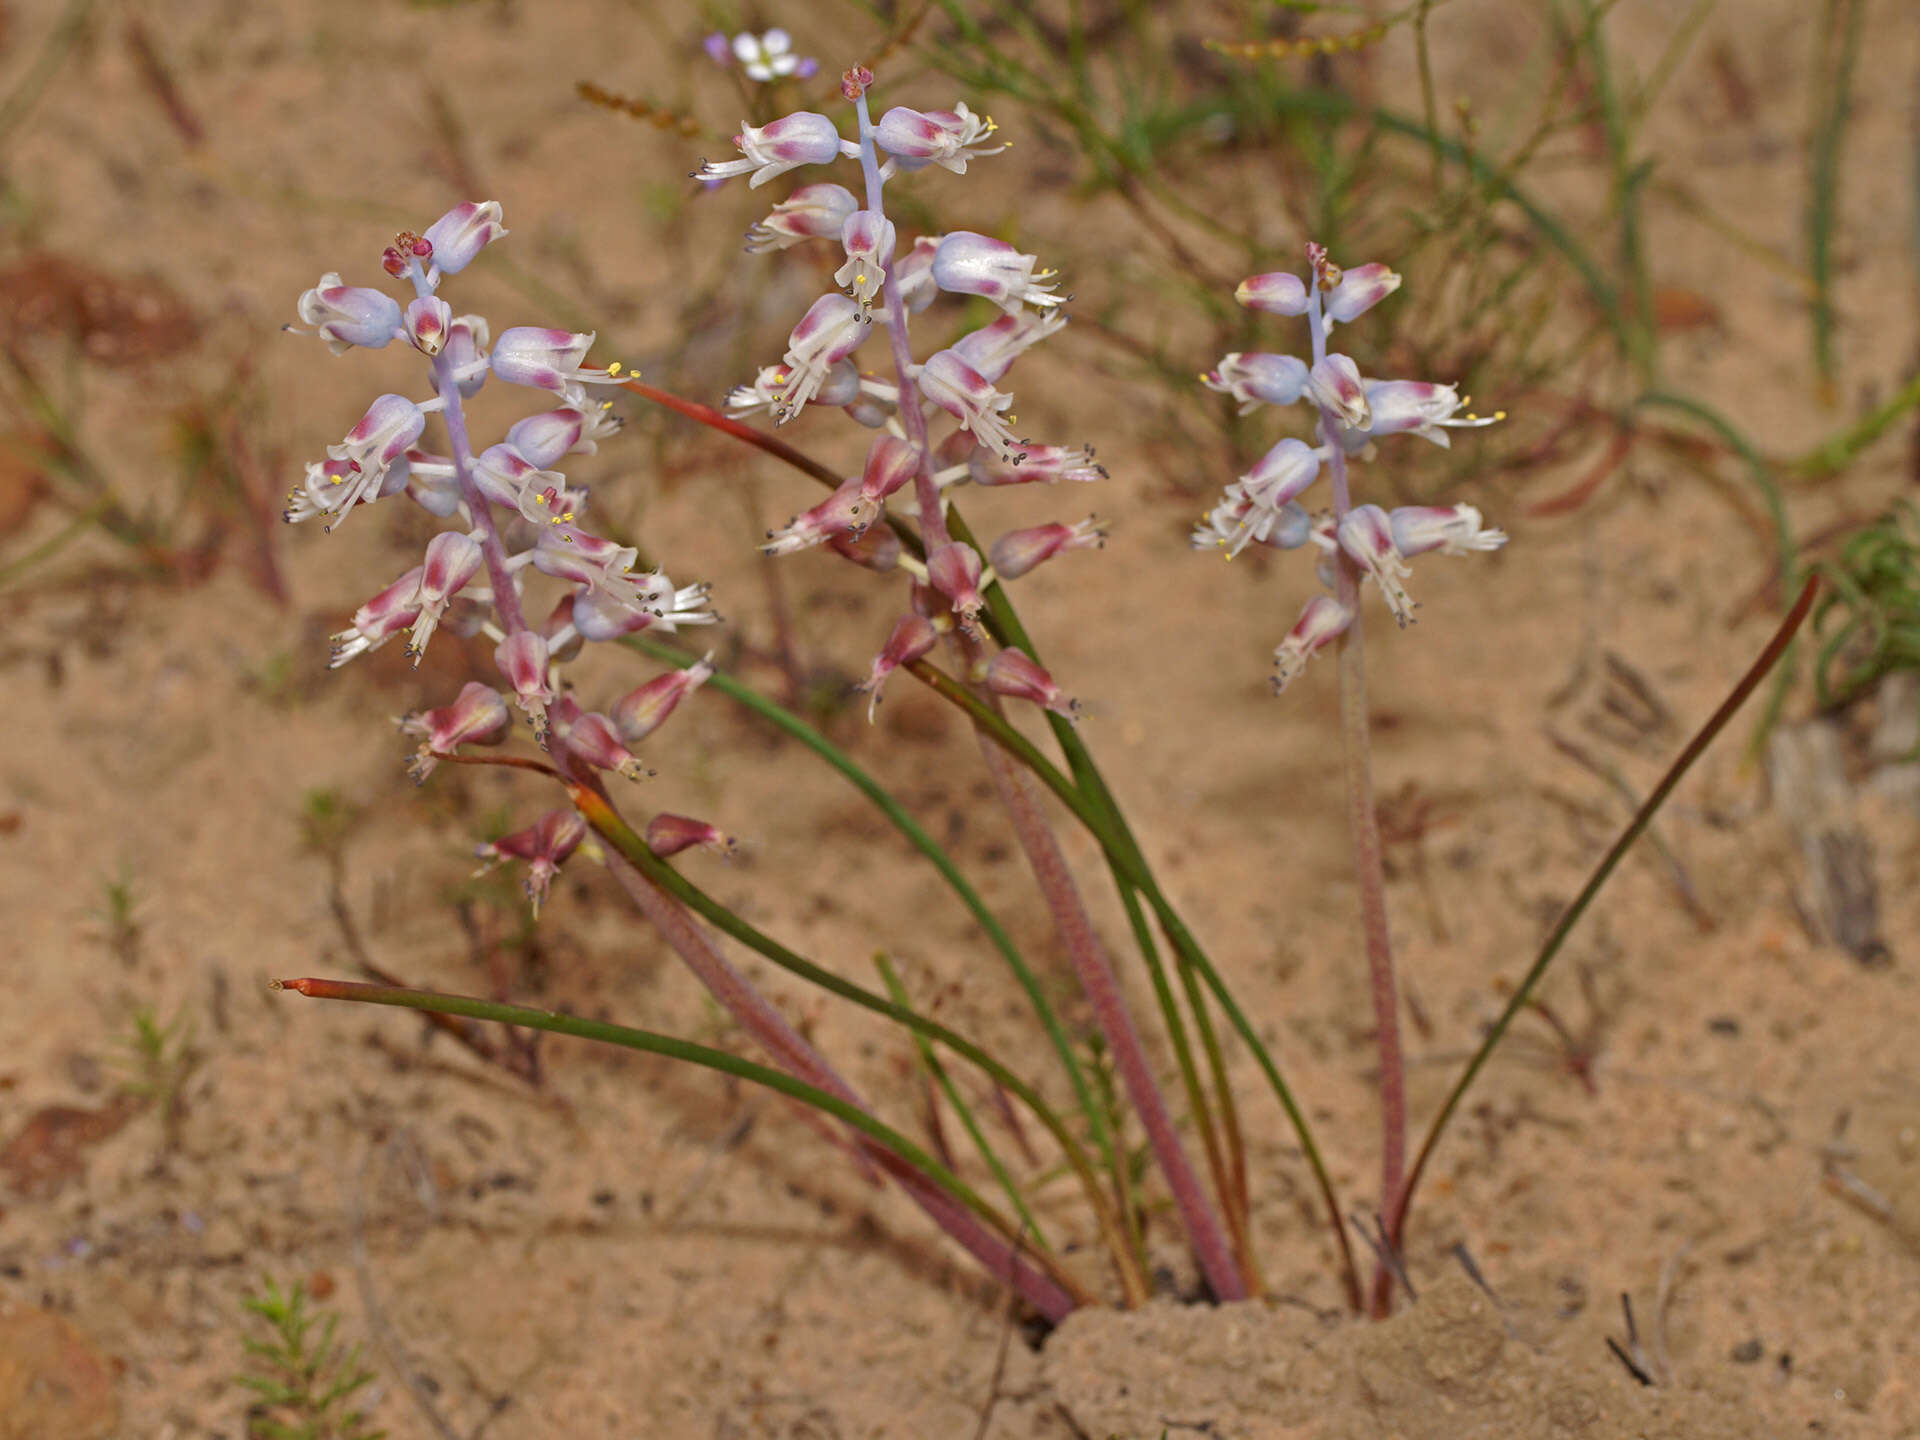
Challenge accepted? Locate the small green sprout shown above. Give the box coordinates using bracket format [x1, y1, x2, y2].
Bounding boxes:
[236, 1277, 383, 1440]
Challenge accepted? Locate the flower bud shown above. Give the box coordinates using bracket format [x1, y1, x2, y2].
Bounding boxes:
[556, 704, 650, 781]
[297, 273, 402, 352]
[873, 103, 1005, 173]
[504, 409, 587, 469]
[611, 654, 714, 744]
[647, 814, 739, 860]
[422, 201, 507, 280]
[988, 517, 1106, 580]
[857, 435, 919, 510]
[1322, 262, 1400, 324]
[982, 647, 1079, 722]
[401, 682, 510, 783]
[405, 531, 483, 662]
[1235, 271, 1309, 316]
[403, 296, 451, 355]
[1240, 437, 1322, 511]
[931, 232, 1064, 315]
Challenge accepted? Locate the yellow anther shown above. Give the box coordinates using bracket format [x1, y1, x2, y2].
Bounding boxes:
[608, 360, 623, 376]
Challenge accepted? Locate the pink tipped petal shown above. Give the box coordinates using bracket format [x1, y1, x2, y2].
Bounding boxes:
[917, 349, 1024, 461]
[401, 682, 510, 782]
[1201, 352, 1310, 414]
[988, 516, 1106, 580]
[926, 541, 987, 632]
[296, 273, 402, 352]
[774, 294, 873, 422]
[646, 814, 738, 860]
[612, 655, 714, 744]
[1337, 503, 1416, 626]
[1235, 271, 1309, 316]
[931, 231, 1064, 315]
[858, 613, 938, 721]
[746, 182, 860, 252]
[1305, 353, 1371, 429]
[1388, 504, 1508, 557]
[403, 295, 451, 356]
[1272, 594, 1353, 695]
[1321, 262, 1401, 324]
[834, 210, 896, 310]
[696, 112, 848, 188]
[421, 201, 507, 279]
[983, 648, 1079, 722]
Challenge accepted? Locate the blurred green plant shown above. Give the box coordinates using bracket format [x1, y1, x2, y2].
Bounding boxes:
[110, 1005, 198, 1148]
[91, 864, 143, 966]
[1810, 501, 1920, 712]
[236, 1277, 384, 1440]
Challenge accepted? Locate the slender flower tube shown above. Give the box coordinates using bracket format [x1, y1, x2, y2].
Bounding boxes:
[1202, 352, 1310, 414]
[401, 682, 510, 782]
[696, 112, 852, 188]
[930, 232, 1064, 314]
[858, 613, 938, 721]
[474, 808, 585, 914]
[296, 274, 401, 352]
[872, 103, 1005, 173]
[611, 655, 714, 744]
[982, 647, 1079, 721]
[775, 295, 872, 421]
[988, 517, 1106, 580]
[646, 814, 738, 860]
[917, 349, 1023, 460]
[835, 210, 895, 309]
[1271, 593, 1354, 695]
[421, 201, 507, 281]
[746, 182, 860, 252]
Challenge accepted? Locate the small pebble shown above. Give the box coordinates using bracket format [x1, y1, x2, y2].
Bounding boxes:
[1731, 1338, 1763, 1364]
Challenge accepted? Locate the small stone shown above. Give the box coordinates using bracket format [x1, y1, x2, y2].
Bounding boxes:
[1731, 1338, 1763, 1364]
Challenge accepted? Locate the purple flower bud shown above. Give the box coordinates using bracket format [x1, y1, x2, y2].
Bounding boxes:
[401, 682, 510, 782]
[918, 350, 1023, 461]
[1305, 353, 1371, 428]
[1322, 262, 1401, 324]
[403, 295, 451, 356]
[1202, 352, 1310, 414]
[891, 236, 942, 314]
[696, 112, 849, 188]
[931, 232, 1064, 314]
[504, 409, 586, 469]
[422, 201, 507, 280]
[297, 273, 402, 352]
[312, 394, 427, 529]
[647, 814, 738, 860]
[746, 183, 859, 253]
[1272, 594, 1353, 695]
[988, 517, 1106, 580]
[704, 32, 733, 66]
[611, 655, 714, 744]
[1352, 381, 1504, 448]
[1337, 504, 1415, 627]
[1235, 271, 1309, 316]
[858, 613, 939, 721]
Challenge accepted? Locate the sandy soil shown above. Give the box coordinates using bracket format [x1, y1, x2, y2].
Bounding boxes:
[2, 1, 1918, 1436]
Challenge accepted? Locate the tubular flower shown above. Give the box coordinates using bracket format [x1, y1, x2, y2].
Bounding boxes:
[951, 309, 1066, 382]
[835, 210, 896, 310]
[982, 647, 1079, 722]
[1191, 494, 1313, 555]
[887, 235, 943, 315]
[917, 349, 1023, 460]
[1388, 504, 1508, 557]
[403, 296, 451, 356]
[406, 530, 484, 661]
[774, 294, 872, 421]
[1235, 271, 1309, 316]
[1272, 594, 1354, 695]
[1337, 504, 1416, 627]
[443, 313, 490, 397]
[554, 701, 651, 782]
[330, 566, 425, 667]
[646, 814, 739, 860]
[1343, 381, 1505, 449]
[696, 112, 852, 188]
[571, 574, 716, 642]
[967, 442, 1104, 487]
[495, 629, 556, 737]
[988, 517, 1106, 580]
[475, 808, 587, 915]
[1202, 352, 1310, 415]
[1304, 353, 1371, 429]
[930, 232, 1063, 315]
[763, 477, 869, 555]
[421, 201, 507, 282]
[505, 406, 619, 468]
[926, 541, 987, 632]
[726, 359, 862, 418]
[301, 394, 428, 529]
[296, 274, 401, 352]
[490, 328, 624, 393]
[746, 182, 859, 252]
[400, 682, 510, 783]
[858, 613, 938, 721]
[873, 103, 1006, 174]
[611, 654, 714, 744]
[1321, 262, 1401, 325]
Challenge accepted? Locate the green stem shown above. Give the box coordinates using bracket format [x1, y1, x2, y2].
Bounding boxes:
[1387, 575, 1818, 1250]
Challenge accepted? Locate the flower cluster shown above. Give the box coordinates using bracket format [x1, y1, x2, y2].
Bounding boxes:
[289, 202, 719, 905]
[1194, 243, 1507, 693]
[704, 29, 819, 83]
[700, 68, 1103, 719]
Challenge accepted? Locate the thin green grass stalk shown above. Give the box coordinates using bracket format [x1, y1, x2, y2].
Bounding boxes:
[621, 633, 1142, 1295]
[1790, 371, 1920, 481]
[566, 778, 1147, 1302]
[1807, 0, 1865, 399]
[272, 976, 1089, 1311]
[1386, 575, 1818, 1252]
[875, 953, 1053, 1252]
[1576, 0, 1657, 384]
